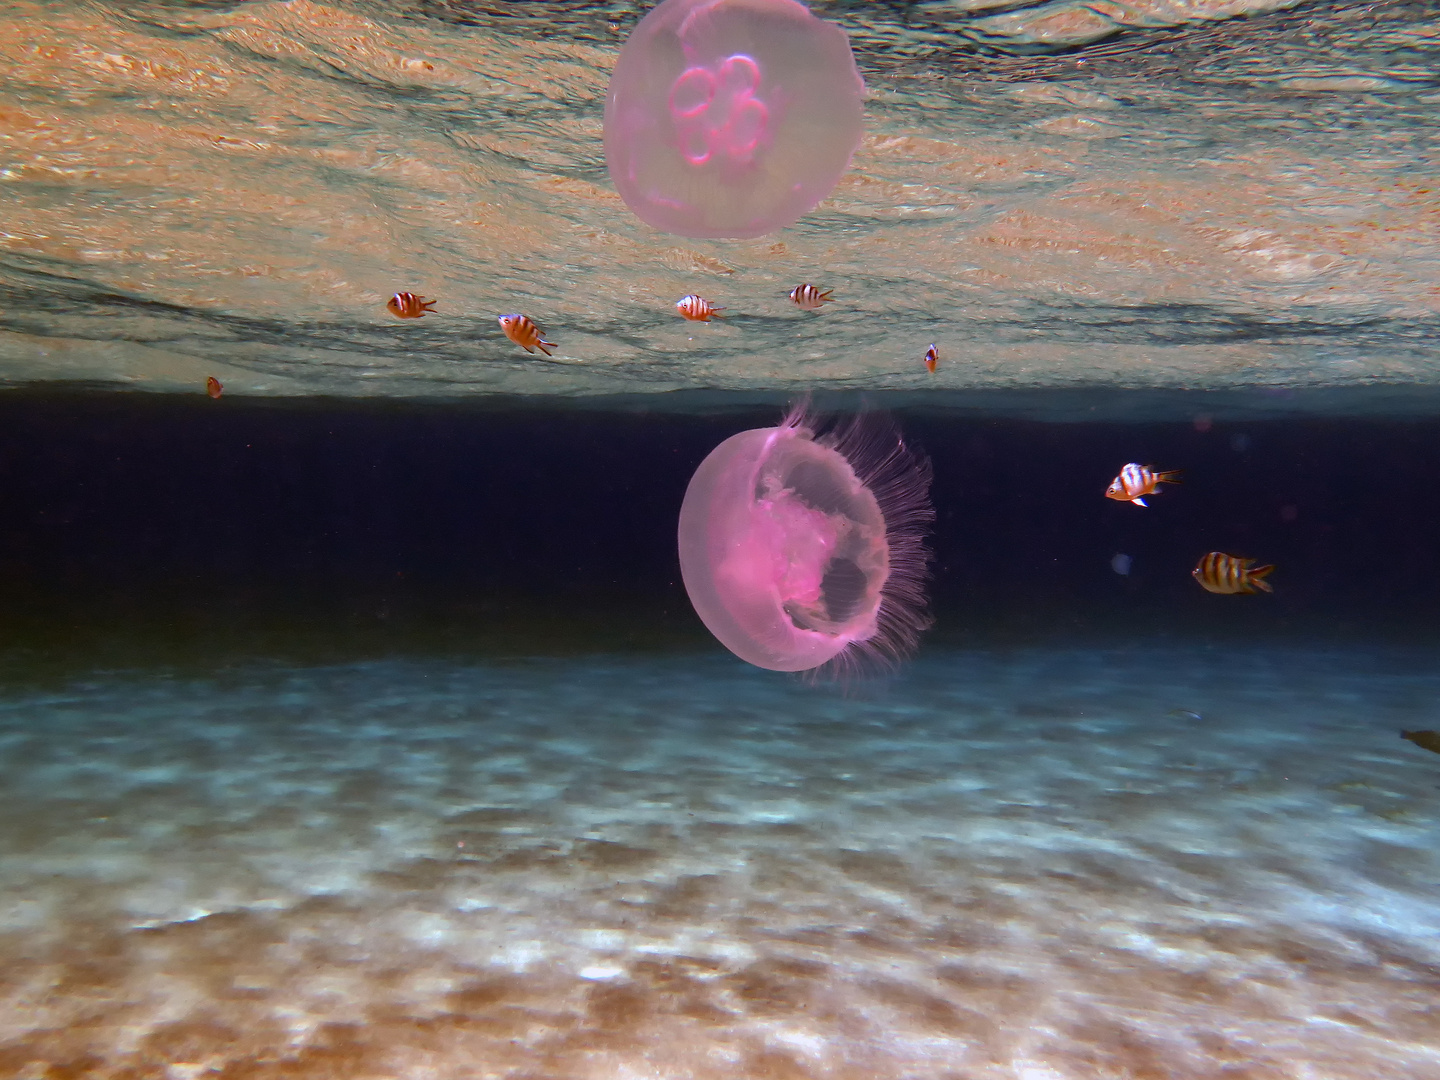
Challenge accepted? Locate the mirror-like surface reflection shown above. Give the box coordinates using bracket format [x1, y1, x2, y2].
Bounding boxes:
[0, 0, 1435, 398]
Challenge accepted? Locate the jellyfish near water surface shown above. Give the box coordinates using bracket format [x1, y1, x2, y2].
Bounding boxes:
[678, 407, 933, 673]
[604, 0, 865, 239]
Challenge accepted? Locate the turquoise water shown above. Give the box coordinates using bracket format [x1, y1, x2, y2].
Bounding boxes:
[1, 648, 1437, 1078]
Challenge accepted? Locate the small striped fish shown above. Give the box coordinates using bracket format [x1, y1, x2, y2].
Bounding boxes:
[924, 344, 938, 374]
[789, 284, 833, 310]
[676, 294, 724, 322]
[1105, 462, 1180, 507]
[206, 376, 222, 399]
[387, 292, 437, 319]
[498, 313, 555, 356]
[1192, 552, 1274, 595]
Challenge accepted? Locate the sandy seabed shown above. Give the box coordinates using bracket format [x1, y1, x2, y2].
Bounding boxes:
[1, 646, 1437, 1079]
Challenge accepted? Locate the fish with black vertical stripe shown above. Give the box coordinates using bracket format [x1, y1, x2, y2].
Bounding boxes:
[387, 292, 437, 318]
[789, 284, 833, 310]
[1192, 552, 1274, 595]
[676, 294, 725, 322]
[499, 313, 556, 356]
[1106, 463, 1180, 507]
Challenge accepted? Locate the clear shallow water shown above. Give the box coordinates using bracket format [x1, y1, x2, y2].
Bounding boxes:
[0, 0, 1436, 404]
[1, 648, 1437, 1078]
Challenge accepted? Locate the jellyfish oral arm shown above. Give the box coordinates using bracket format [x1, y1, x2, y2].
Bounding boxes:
[725, 487, 839, 633]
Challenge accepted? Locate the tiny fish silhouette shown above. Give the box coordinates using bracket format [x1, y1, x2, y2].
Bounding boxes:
[789, 284, 833, 310]
[1401, 730, 1440, 754]
[676, 294, 724, 322]
[498, 313, 555, 356]
[1192, 552, 1274, 595]
[1106, 463, 1181, 507]
[924, 344, 938, 374]
[387, 292, 436, 318]
[206, 376, 222, 399]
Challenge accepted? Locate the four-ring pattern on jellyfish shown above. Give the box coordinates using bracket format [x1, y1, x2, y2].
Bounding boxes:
[669, 53, 769, 168]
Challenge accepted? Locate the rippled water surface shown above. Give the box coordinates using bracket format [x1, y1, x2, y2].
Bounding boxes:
[1, 0, 1436, 402]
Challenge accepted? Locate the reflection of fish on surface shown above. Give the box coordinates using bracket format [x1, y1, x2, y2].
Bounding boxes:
[1106, 462, 1180, 507]
[923, 344, 938, 374]
[789, 283, 832, 310]
[498, 314, 555, 356]
[1401, 730, 1440, 754]
[1192, 552, 1274, 594]
[387, 292, 436, 319]
[1110, 553, 1132, 576]
[206, 376, 222, 399]
[676, 294, 724, 322]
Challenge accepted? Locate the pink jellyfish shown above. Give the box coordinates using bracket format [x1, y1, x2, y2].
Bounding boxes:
[678, 405, 933, 673]
[604, 0, 865, 239]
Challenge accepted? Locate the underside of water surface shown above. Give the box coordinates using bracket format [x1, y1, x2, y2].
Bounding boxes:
[0, 0, 1436, 404]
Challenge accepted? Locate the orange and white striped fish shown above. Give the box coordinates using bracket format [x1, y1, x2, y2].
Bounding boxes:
[1192, 552, 1274, 595]
[498, 313, 555, 356]
[1105, 462, 1180, 507]
[387, 292, 436, 319]
[676, 294, 724, 322]
[789, 284, 833, 310]
[924, 344, 938, 374]
[206, 376, 222, 399]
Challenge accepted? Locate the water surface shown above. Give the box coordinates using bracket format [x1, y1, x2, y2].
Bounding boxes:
[1, 0, 1435, 402]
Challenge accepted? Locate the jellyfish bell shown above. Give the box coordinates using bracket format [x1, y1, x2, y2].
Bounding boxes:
[678, 405, 933, 674]
[604, 0, 865, 239]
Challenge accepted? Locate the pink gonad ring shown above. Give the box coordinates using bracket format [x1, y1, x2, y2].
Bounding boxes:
[604, 0, 865, 239]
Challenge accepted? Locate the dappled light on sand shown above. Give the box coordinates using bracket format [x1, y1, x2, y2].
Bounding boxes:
[1, 651, 1437, 1077]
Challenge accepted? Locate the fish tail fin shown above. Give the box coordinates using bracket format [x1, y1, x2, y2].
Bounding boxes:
[713, 309, 727, 318]
[1249, 564, 1275, 592]
[820, 290, 833, 300]
[536, 340, 555, 356]
[1158, 470, 1182, 484]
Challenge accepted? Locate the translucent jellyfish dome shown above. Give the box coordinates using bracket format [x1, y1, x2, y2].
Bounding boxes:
[678, 406, 933, 673]
[604, 0, 865, 239]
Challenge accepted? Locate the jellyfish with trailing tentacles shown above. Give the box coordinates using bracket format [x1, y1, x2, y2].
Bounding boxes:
[678, 405, 933, 674]
[604, 0, 865, 239]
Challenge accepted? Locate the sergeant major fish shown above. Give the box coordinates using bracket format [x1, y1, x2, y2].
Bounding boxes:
[1192, 551, 1274, 595]
[1106, 462, 1181, 507]
[387, 292, 436, 319]
[499, 313, 555, 356]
